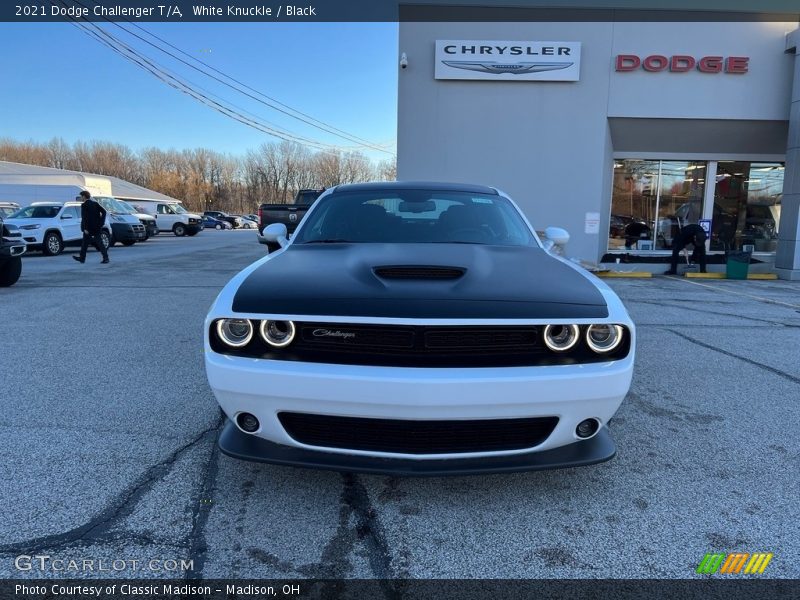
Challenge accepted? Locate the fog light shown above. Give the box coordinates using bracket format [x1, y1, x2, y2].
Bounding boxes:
[576, 418, 600, 439]
[236, 412, 260, 433]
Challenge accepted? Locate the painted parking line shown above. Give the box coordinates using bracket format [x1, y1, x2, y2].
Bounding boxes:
[666, 276, 800, 309]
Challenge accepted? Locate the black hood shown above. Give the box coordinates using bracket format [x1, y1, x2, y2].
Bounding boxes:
[232, 243, 608, 319]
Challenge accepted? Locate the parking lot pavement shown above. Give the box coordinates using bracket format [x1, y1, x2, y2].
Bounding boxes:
[1, 239, 798, 580]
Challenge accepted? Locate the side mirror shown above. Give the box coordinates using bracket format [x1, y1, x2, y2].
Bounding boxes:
[258, 222, 288, 252]
[542, 226, 570, 256]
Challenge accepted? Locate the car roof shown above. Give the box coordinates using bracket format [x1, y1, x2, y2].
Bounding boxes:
[330, 181, 499, 195]
[31, 202, 65, 206]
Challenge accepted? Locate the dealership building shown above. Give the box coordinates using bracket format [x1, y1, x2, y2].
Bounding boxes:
[397, 8, 800, 278]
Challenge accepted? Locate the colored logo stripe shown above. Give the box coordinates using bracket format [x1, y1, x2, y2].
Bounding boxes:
[697, 552, 773, 575]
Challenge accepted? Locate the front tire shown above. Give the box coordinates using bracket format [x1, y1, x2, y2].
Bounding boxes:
[100, 230, 111, 251]
[215, 224, 222, 230]
[0, 257, 22, 286]
[42, 231, 63, 256]
[173, 224, 186, 237]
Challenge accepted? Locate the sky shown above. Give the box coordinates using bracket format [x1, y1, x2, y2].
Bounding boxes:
[0, 22, 399, 163]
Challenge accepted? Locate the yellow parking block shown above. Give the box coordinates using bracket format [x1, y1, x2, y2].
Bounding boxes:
[596, 271, 652, 278]
[684, 272, 778, 280]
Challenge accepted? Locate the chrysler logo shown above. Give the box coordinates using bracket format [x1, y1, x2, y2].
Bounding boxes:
[313, 329, 356, 340]
[442, 60, 573, 75]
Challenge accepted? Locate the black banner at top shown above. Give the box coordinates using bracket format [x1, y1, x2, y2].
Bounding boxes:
[3, 0, 800, 22]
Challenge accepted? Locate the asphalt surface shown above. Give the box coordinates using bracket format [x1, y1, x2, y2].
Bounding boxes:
[1, 232, 798, 581]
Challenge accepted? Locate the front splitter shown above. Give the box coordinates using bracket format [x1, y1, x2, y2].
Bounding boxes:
[218, 421, 616, 476]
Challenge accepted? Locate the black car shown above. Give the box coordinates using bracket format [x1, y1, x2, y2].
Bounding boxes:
[0, 215, 26, 286]
[203, 211, 240, 229]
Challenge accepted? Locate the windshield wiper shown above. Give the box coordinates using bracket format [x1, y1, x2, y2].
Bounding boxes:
[302, 239, 353, 244]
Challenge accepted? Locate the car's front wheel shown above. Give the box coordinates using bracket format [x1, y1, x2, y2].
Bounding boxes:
[215, 224, 222, 230]
[42, 231, 63, 256]
[174, 224, 187, 237]
[100, 230, 111, 251]
[0, 257, 22, 286]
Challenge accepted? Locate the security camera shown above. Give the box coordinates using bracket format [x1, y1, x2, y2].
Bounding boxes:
[400, 53, 408, 69]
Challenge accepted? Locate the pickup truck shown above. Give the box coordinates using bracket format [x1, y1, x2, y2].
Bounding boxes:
[257, 188, 324, 234]
[0, 215, 26, 286]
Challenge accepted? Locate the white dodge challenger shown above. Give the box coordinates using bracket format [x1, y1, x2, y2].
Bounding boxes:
[204, 182, 635, 475]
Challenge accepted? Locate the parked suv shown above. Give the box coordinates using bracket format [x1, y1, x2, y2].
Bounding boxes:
[0, 214, 26, 286]
[5, 202, 113, 256]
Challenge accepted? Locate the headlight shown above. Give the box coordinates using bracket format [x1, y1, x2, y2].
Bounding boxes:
[259, 320, 295, 347]
[586, 324, 624, 353]
[216, 319, 254, 348]
[20, 224, 41, 230]
[543, 324, 580, 352]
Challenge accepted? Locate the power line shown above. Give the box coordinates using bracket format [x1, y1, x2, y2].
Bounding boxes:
[57, 8, 373, 156]
[78, 0, 394, 155]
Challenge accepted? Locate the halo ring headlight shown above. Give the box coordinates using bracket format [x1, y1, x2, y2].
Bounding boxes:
[543, 324, 580, 352]
[260, 320, 296, 348]
[216, 318, 254, 348]
[586, 324, 624, 353]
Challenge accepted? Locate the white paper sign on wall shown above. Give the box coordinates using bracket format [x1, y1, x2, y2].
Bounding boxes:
[585, 212, 600, 234]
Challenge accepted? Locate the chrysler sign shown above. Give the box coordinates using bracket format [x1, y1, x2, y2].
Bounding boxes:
[435, 40, 581, 81]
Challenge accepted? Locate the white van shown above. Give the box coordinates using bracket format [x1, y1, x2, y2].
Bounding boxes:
[132, 200, 202, 237]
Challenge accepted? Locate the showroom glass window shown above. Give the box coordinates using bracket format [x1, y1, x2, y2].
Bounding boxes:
[609, 160, 706, 251]
[712, 162, 783, 252]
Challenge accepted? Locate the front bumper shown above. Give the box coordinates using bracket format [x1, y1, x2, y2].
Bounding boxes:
[142, 221, 158, 237]
[0, 242, 26, 258]
[206, 351, 633, 467]
[186, 223, 202, 233]
[111, 223, 147, 241]
[218, 419, 616, 475]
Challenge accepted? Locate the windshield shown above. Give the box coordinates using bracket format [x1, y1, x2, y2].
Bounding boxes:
[293, 190, 535, 246]
[172, 204, 188, 214]
[0, 206, 19, 218]
[96, 196, 130, 214]
[117, 200, 138, 214]
[9, 205, 61, 219]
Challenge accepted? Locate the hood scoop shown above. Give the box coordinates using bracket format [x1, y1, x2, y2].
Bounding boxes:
[373, 265, 466, 280]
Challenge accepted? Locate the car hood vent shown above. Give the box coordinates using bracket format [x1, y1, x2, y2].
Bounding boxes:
[373, 266, 466, 280]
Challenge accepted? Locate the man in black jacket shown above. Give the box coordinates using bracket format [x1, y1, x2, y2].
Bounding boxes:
[665, 223, 706, 275]
[73, 191, 109, 264]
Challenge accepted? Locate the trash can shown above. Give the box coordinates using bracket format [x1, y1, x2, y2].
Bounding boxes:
[726, 250, 752, 280]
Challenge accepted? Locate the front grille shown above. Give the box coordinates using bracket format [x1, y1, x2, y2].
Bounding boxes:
[374, 266, 466, 280]
[209, 321, 631, 367]
[278, 412, 559, 454]
[132, 224, 145, 232]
